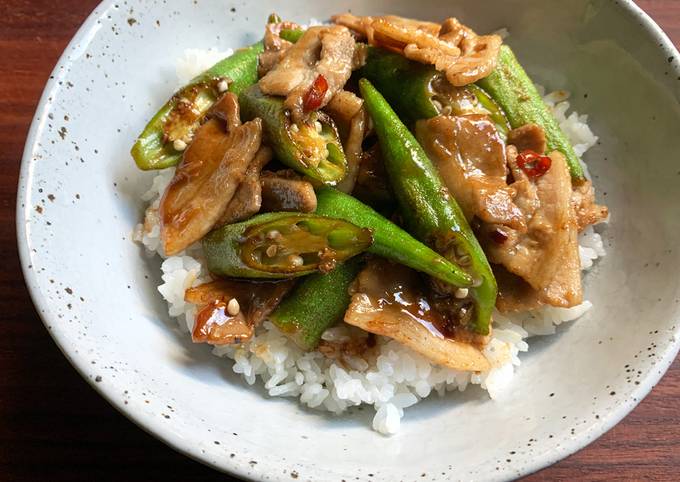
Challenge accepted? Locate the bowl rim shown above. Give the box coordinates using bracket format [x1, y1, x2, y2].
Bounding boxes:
[15, 0, 680, 480]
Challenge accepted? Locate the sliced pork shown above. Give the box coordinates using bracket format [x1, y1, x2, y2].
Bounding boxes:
[259, 25, 359, 122]
[416, 114, 525, 230]
[218, 146, 272, 225]
[159, 93, 262, 255]
[344, 259, 490, 372]
[185, 279, 294, 345]
[260, 170, 318, 212]
[332, 14, 501, 86]
[482, 149, 583, 308]
[507, 123, 547, 154]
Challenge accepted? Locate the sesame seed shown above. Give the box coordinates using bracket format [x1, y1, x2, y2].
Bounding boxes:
[217, 79, 230, 93]
[454, 288, 469, 299]
[290, 123, 300, 134]
[266, 230, 280, 240]
[227, 298, 240, 316]
[314, 121, 323, 133]
[173, 139, 187, 151]
[288, 255, 304, 267]
[265, 245, 278, 257]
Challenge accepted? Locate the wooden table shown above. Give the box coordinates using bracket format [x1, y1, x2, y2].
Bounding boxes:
[1, 1, 678, 480]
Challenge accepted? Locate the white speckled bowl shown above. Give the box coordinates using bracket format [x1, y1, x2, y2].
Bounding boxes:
[16, 0, 680, 480]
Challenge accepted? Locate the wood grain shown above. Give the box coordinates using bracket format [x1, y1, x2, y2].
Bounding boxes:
[1, 1, 678, 480]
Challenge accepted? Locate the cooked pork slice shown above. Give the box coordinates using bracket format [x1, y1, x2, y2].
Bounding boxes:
[325, 91, 367, 194]
[332, 13, 441, 41]
[159, 93, 262, 255]
[344, 259, 490, 372]
[416, 115, 526, 229]
[332, 14, 501, 86]
[483, 150, 583, 308]
[258, 20, 301, 77]
[218, 146, 273, 225]
[507, 123, 547, 154]
[258, 25, 358, 122]
[260, 170, 317, 212]
[571, 180, 609, 231]
[186, 279, 294, 345]
[335, 110, 366, 193]
[325, 90, 364, 135]
[208, 92, 242, 131]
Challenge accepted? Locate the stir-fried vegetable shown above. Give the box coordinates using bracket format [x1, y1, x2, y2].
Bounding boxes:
[270, 257, 363, 350]
[315, 188, 473, 288]
[131, 19, 307, 171]
[357, 47, 509, 135]
[476, 45, 586, 181]
[359, 78, 497, 335]
[467, 84, 510, 138]
[202, 212, 372, 279]
[239, 85, 347, 185]
[280, 27, 305, 43]
[131, 42, 264, 170]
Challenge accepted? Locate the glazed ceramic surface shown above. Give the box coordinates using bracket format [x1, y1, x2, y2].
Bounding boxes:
[16, 0, 680, 480]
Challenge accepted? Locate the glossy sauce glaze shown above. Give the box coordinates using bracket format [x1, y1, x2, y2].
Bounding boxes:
[354, 258, 454, 340]
[186, 279, 294, 344]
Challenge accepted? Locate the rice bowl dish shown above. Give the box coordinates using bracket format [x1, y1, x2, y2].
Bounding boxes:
[131, 13, 608, 435]
[18, 1, 680, 480]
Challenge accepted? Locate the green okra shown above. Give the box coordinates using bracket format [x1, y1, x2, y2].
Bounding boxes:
[131, 42, 264, 170]
[131, 22, 306, 171]
[280, 28, 305, 43]
[359, 78, 497, 335]
[358, 47, 509, 136]
[315, 188, 472, 288]
[203, 213, 372, 279]
[270, 257, 363, 350]
[239, 85, 347, 185]
[476, 45, 586, 181]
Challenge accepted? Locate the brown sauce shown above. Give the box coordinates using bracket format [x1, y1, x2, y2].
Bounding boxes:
[355, 259, 458, 340]
[194, 301, 252, 345]
[186, 279, 294, 345]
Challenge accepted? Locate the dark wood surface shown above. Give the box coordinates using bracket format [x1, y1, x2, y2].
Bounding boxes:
[1, 1, 678, 480]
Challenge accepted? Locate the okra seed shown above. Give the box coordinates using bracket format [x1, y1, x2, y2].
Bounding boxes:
[454, 288, 469, 299]
[314, 121, 323, 133]
[217, 79, 230, 93]
[432, 99, 443, 112]
[173, 139, 187, 151]
[288, 255, 304, 267]
[441, 105, 453, 115]
[227, 298, 240, 316]
[265, 245, 278, 257]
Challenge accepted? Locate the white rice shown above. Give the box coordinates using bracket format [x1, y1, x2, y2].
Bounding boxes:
[133, 48, 605, 435]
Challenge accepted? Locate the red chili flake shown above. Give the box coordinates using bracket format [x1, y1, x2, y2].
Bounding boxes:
[516, 150, 552, 179]
[490, 228, 508, 244]
[302, 74, 328, 112]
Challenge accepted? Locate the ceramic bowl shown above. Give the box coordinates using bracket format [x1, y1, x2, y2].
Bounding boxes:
[16, 0, 680, 480]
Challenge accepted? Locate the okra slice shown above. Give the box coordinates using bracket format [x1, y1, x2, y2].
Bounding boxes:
[203, 213, 372, 279]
